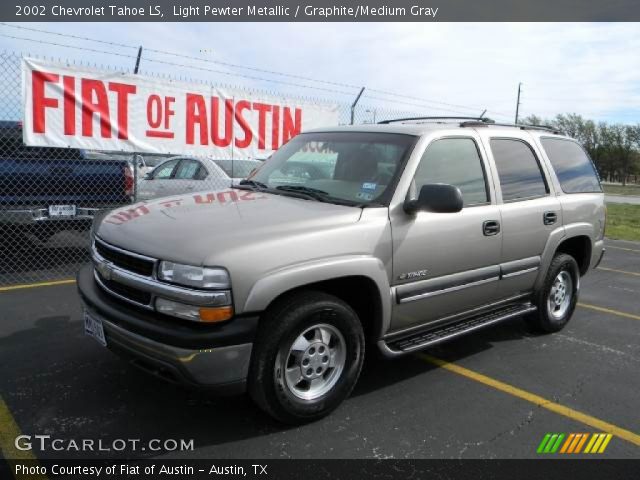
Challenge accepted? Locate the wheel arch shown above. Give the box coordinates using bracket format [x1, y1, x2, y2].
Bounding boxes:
[242, 256, 391, 342]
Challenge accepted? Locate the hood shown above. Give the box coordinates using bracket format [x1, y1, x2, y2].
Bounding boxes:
[96, 188, 363, 265]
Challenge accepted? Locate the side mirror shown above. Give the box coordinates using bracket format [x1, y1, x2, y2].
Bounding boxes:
[404, 184, 463, 214]
[144, 172, 153, 180]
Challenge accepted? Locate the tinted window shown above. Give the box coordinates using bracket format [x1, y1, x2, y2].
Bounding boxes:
[152, 159, 179, 179]
[414, 138, 488, 206]
[174, 160, 202, 180]
[491, 139, 548, 201]
[250, 132, 415, 206]
[540, 138, 601, 193]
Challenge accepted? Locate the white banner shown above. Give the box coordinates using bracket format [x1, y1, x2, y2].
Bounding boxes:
[21, 58, 340, 158]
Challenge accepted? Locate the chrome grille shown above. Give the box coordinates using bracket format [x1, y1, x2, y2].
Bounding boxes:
[91, 237, 232, 311]
[94, 237, 155, 277]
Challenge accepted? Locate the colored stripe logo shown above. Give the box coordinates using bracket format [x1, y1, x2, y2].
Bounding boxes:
[537, 433, 612, 454]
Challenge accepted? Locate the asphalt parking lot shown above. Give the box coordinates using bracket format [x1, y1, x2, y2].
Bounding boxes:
[1, 238, 639, 461]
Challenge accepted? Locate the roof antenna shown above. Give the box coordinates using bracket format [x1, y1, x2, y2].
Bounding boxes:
[479, 109, 487, 120]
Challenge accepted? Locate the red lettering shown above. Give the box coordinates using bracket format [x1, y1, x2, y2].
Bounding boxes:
[164, 97, 175, 129]
[211, 97, 233, 147]
[81, 79, 111, 138]
[194, 193, 216, 204]
[105, 205, 150, 225]
[234, 100, 252, 149]
[282, 107, 302, 144]
[147, 94, 162, 128]
[108, 82, 136, 139]
[216, 190, 239, 204]
[271, 105, 280, 150]
[253, 102, 271, 150]
[186, 93, 208, 145]
[32, 71, 59, 134]
[62, 75, 75, 135]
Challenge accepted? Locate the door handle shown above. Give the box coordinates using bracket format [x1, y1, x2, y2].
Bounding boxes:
[483, 220, 500, 236]
[543, 211, 558, 225]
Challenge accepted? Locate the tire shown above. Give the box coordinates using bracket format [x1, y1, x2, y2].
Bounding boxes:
[526, 253, 580, 333]
[248, 291, 365, 424]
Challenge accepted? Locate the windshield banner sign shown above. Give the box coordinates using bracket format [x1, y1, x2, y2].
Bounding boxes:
[22, 57, 340, 158]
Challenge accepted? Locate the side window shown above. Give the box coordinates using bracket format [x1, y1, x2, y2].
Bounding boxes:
[152, 159, 180, 179]
[414, 138, 489, 207]
[174, 160, 202, 180]
[194, 164, 208, 180]
[490, 139, 548, 202]
[540, 138, 602, 193]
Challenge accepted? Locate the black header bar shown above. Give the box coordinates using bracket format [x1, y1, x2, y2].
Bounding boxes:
[3, 0, 640, 22]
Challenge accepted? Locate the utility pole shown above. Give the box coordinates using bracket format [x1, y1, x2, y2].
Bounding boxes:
[514, 82, 522, 124]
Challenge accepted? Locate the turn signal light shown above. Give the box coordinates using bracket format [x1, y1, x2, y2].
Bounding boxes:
[199, 306, 233, 323]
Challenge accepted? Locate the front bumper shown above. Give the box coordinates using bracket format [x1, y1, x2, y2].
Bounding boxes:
[77, 264, 258, 393]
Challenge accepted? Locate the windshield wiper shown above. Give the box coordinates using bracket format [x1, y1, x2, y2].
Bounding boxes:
[275, 185, 330, 198]
[235, 179, 268, 190]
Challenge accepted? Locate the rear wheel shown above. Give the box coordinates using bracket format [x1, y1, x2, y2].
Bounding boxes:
[248, 291, 365, 424]
[527, 253, 579, 333]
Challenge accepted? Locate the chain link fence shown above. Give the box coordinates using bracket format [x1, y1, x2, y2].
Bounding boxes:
[0, 50, 424, 287]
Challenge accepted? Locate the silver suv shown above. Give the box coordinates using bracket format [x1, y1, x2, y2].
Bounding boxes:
[78, 117, 606, 424]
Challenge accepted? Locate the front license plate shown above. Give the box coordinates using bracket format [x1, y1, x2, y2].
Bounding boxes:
[84, 310, 107, 347]
[49, 204, 77, 217]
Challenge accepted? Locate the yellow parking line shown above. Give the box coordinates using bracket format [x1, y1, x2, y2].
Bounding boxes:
[417, 353, 640, 448]
[0, 279, 76, 292]
[597, 267, 640, 277]
[0, 396, 47, 479]
[606, 245, 640, 254]
[578, 303, 640, 321]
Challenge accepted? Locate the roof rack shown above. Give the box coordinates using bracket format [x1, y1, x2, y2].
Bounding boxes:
[378, 116, 494, 125]
[460, 121, 562, 134]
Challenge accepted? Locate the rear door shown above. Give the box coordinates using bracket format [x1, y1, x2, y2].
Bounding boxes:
[479, 131, 562, 298]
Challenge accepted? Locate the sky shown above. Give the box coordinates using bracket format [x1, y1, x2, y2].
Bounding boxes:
[0, 22, 639, 124]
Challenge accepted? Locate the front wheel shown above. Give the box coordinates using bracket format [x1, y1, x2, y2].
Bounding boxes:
[526, 253, 580, 333]
[248, 291, 365, 424]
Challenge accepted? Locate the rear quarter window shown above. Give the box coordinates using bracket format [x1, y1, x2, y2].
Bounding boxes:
[540, 138, 602, 193]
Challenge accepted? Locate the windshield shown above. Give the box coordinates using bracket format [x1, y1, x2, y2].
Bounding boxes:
[213, 159, 262, 178]
[245, 132, 416, 206]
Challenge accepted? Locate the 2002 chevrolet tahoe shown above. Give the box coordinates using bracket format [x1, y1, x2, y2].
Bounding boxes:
[78, 117, 606, 424]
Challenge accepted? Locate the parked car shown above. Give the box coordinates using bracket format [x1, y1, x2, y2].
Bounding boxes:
[132, 154, 173, 179]
[211, 159, 263, 184]
[136, 157, 261, 201]
[79, 118, 605, 424]
[0, 121, 134, 246]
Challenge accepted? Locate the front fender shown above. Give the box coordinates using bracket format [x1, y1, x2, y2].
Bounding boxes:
[242, 255, 392, 337]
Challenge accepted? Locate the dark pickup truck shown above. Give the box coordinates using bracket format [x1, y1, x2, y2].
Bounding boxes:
[0, 121, 134, 245]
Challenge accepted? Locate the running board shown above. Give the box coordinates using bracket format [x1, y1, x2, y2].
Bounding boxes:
[380, 303, 536, 356]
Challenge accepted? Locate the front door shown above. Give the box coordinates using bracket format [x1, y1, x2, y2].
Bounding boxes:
[390, 136, 503, 332]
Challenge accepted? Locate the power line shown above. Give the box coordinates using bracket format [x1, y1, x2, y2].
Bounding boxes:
[0, 32, 357, 96]
[1, 31, 507, 118]
[0, 22, 512, 117]
[0, 23, 361, 90]
[368, 88, 513, 118]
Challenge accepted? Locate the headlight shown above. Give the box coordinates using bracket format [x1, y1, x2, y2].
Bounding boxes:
[156, 298, 233, 323]
[158, 261, 230, 289]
